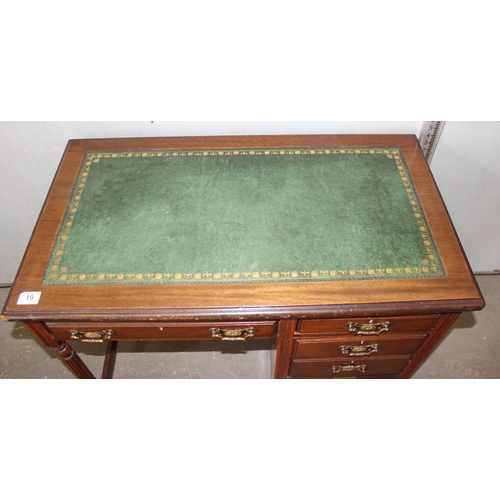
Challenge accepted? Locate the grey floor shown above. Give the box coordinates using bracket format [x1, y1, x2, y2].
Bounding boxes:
[1, 275, 499, 378]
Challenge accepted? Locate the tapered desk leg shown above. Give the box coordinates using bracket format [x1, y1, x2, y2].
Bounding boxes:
[25, 322, 96, 379]
[274, 319, 297, 378]
[101, 341, 118, 379]
[400, 313, 461, 378]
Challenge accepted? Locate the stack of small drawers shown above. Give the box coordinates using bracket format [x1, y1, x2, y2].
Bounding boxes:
[290, 315, 442, 378]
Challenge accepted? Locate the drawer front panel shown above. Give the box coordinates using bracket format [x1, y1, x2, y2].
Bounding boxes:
[293, 334, 427, 359]
[46, 321, 277, 342]
[297, 315, 441, 336]
[290, 357, 409, 378]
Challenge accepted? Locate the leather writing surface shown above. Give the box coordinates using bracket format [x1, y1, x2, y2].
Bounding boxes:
[43, 147, 445, 285]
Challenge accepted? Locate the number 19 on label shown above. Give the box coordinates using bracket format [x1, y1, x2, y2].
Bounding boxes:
[17, 292, 42, 305]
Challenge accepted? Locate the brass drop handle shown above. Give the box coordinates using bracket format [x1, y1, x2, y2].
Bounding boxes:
[69, 329, 115, 343]
[210, 327, 256, 341]
[346, 321, 391, 336]
[339, 344, 379, 357]
[332, 362, 367, 374]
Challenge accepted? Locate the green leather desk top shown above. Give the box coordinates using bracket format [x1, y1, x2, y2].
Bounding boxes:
[43, 146, 444, 286]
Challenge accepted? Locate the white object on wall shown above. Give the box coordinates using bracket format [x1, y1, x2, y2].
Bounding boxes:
[419, 121, 446, 165]
[428, 121, 500, 273]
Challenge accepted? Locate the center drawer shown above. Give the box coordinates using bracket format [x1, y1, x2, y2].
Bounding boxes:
[45, 321, 277, 342]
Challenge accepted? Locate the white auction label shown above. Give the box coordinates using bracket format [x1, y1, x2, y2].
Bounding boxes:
[17, 291, 42, 305]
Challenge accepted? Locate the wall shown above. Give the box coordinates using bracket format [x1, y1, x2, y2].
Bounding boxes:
[1, 121, 497, 283]
[429, 121, 500, 272]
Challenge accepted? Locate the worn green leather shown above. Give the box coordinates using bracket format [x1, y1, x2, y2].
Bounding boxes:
[43, 147, 444, 285]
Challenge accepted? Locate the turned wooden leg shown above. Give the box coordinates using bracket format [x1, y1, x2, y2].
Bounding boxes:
[25, 322, 96, 379]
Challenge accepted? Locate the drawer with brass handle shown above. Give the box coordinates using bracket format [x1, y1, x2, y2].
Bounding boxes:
[289, 357, 410, 378]
[293, 333, 427, 359]
[297, 314, 441, 336]
[209, 327, 256, 341]
[339, 344, 379, 356]
[68, 329, 115, 343]
[46, 321, 277, 342]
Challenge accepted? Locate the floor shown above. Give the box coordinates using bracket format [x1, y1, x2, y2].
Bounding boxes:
[1, 275, 499, 379]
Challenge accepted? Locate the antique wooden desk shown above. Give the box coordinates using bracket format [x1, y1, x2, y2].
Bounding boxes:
[1, 134, 485, 378]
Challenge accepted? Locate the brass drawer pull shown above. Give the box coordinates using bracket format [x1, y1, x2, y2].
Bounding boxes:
[339, 344, 379, 357]
[332, 362, 367, 374]
[209, 327, 256, 341]
[69, 329, 115, 343]
[346, 321, 391, 335]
